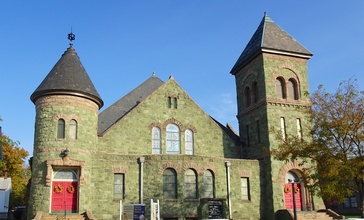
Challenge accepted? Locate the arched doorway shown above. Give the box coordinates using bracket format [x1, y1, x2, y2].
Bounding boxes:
[51, 169, 79, 213]
[284, 171, 302, 210]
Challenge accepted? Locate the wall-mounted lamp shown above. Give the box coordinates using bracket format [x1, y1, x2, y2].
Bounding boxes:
[62, 148, 69, 158]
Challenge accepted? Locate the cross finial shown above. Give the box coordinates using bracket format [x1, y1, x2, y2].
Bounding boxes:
[68, 29, 76, 47]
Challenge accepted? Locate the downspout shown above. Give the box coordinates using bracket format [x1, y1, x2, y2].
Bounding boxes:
[225, 161, 232, 219]
[139, 157, 145, 204]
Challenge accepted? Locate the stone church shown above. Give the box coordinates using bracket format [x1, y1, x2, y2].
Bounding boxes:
[27, 14, 327, 220]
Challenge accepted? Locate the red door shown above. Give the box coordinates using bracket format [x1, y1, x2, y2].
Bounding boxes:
[284, 183, 302, 210]
[51, 181, 78, 212]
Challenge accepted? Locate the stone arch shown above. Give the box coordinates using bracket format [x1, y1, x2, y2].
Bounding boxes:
[158, 161, 181, 174]
[277, 160, 305, 183]
[184, 124, 197, 133]
[272, 64, 302, 98]
[162, 118, 183, 130]
[148, 122, 162, 130]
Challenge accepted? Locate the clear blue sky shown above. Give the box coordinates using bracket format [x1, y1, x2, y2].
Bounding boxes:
[1, 1, 364, 158]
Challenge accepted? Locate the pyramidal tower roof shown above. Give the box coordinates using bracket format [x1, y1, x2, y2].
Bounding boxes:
[30, 45, 103, 108]
[231, 13, 312, 74]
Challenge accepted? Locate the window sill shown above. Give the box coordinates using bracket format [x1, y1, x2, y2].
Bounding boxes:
[184, 199, 199, 202]
[162, 199, 178, 202]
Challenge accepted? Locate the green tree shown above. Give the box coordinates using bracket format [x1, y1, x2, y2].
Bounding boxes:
[272, 79, 364, 217]
[0, 119, 30, 208]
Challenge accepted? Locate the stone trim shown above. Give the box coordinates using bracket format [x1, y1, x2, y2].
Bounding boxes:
[182, 162, 201, 174]
[111, 165, 129, 173]
[150, 120, 197, 133]
[238, 170, 251, 177]
[277, 160, 304, 183]
[162, 118, 183, 130]
[184, 124, 197, 133]
[53, 114, 81, 123]
[158, 161, 181, 174]
[35, 95, 99, 113]
[148, 122, 162, 130]
[45, 156, 85, 186]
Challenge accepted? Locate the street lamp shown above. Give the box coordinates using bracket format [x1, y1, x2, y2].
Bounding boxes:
[288, 179, 299, 220]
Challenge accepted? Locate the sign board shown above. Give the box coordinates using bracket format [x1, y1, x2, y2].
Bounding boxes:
[150, 199, 160, 220]
[208, 200, 224, 219]
[123, 204, 145, 220]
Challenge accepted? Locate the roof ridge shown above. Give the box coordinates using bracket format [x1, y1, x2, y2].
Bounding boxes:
[230, 13, 312, 74]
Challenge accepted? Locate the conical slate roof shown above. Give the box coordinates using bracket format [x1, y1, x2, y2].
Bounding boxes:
[30, 46, 103, 108]
[231, 13, 312, 74]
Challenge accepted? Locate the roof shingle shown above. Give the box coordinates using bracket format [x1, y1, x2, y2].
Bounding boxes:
[30, 46, 103, 108]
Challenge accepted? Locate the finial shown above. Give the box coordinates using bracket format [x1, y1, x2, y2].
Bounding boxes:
[68, 28, 76, 47]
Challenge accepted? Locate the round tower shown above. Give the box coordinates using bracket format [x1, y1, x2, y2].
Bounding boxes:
[28, 36, 103, 217]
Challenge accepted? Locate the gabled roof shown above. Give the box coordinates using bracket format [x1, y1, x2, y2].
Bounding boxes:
[98, 73, 164, 135]
[30, 46, 103, 108]
[231, 13, 312, 74]
[211, 117, 240, 145]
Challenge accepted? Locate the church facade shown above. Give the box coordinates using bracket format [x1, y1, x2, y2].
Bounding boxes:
[28, 14, 324, 220]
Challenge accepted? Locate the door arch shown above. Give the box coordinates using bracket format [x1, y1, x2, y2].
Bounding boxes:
[284, 171, 302, 210]
[51, 169, 79, 213]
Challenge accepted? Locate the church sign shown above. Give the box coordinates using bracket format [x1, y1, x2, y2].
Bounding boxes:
[208, 200, 224, 219]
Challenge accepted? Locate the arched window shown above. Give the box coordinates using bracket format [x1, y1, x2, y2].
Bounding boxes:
[244, 86, 251, 107]
[276, 77, 286, 99]
[163, 168, 177, 199]
[185, 129, 194, 155]
[57, 119, 65, 139]
[202, 170, 214, 198]
[167, 97, 172, 108]
[173, 97, 178, 109]
[53, 169, 78, 180]
[252, 81, 259, 103]
[166, 124, 180, 154]
[69, 119, 78, 140]
[152, 127, 161, 154]
[184, 169, 197, 199]
[285, 171, 300, 183]
[288, 78, 299, 100]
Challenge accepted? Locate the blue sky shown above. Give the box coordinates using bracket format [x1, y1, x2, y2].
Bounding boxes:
[1, 1, 364, 158]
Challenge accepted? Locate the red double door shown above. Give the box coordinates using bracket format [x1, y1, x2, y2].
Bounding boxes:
[51, 181, 78, 212]
[284, 183, 302, 210]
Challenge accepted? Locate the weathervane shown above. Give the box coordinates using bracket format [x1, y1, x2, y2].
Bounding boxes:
[68, 29, 76, 46]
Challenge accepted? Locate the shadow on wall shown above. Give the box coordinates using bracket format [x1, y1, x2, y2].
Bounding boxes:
[275, 209, 293, 220]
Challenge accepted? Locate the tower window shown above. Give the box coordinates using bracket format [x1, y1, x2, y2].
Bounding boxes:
[244, 87, 251, 107]
[288, 78, 299, 100]
[276, 77, 286, 99]
[256, 120, 261, 144]
[69, 119, 78, 140]
[245, 124, 250, 147]
[57, 119, 65, 139]
[280, 117, 286, 140]
[252, 81, 259, 103]
[296, 118, 302, 140]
